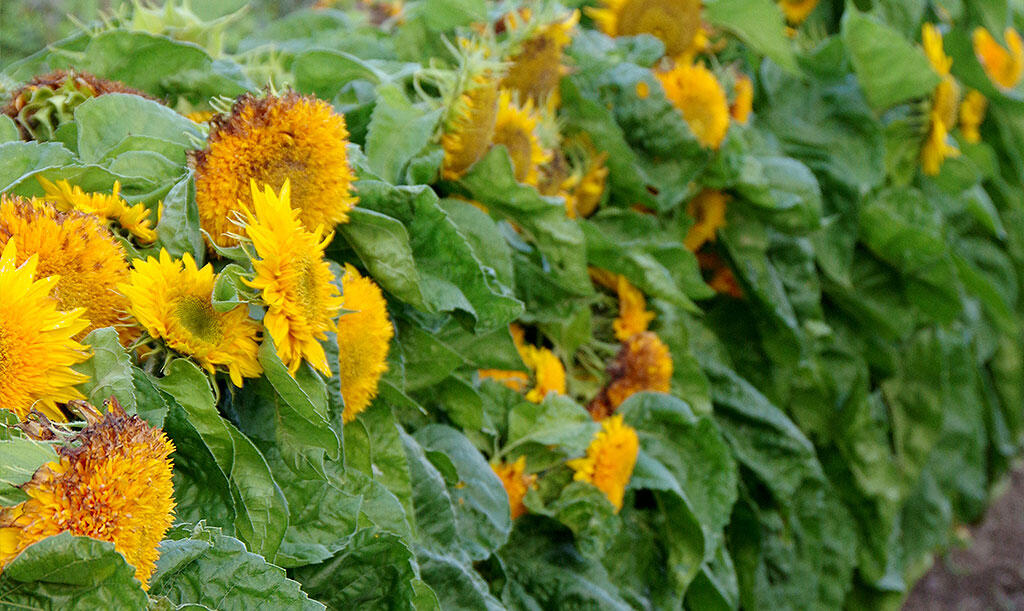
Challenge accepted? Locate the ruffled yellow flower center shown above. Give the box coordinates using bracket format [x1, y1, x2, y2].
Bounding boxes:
[501, 12, 578, 106]
[590, 331, 673, 420]
[567, 415, 639, 511]
[336, 264, 393, 422]
[656, 63, 730, 149]
[730, 74, 753, 123]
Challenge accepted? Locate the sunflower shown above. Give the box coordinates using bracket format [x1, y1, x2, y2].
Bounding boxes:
[482, 325, 566, 402]
[335, 264, 393, 423]
[959, 90, 988, 143]
[491, 90, 552, 186]
[501, 11, 579, 106]
[0, 401, 175, 589]
[590, 331, 673, 420]
[730, 73, 753, 123]
[37, 177, 157, 244]
[973, 27, 1024, 90]
[656, 63, 730, 149]
[192, 91, 358, 249]
[684, 189, 728, 252]
[441, 75, 500, 180]
[119, 250, 262, 386]
[562, 152, 609, 219]
[614, 278, 655, 341]
[777, 0, 818, 25]
[241, 181, 343, 376]
[567, 415, 639, 511]
[492, 456, 537, 519]
[923, 23, 952, 76]
[0, 195, 135, 344]
[587, 0, 705, 60]
[0, 241, 90, 421]
[920, 25, 961, 175]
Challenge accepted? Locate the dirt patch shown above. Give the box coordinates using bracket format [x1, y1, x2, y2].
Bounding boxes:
[904, 465, 1024, 610]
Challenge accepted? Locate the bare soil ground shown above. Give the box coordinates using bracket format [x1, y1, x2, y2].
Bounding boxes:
[904, 466, 1024, 610]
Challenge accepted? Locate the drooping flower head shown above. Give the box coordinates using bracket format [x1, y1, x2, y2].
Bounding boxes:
[492, 456, 537, 519]
[241, 181, 344, 376]
[119, 250, 262, 386]
[192, 91, 357, 248]
[0, 400, 175, 589]
[656, 63, 730, 149]
[778, 0, 819, 25]
[590, 331, 673, 420]
[959, 90, 988, 143]
[37, 177, 157, 244]
[0, 195, 134, 343]
[973, 27, 1024, 90]
[588, 0, 705, 60]
[567, 415, 639, 511]
[0, 241, 89, 421]
[684, 189, 728, 252]
[335, 264, 393, 423]
[492, 90, 553, 186]
[500, 10, 579, 106]
[441, 43, 502, 181]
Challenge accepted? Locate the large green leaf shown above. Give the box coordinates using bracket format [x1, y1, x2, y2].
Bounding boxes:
[0, 435, 57, 505]
[74, 327, 137, 412]
[74, 93, 200, 164]
[705, 0, 798, 73]
[364, 85, 442, 184]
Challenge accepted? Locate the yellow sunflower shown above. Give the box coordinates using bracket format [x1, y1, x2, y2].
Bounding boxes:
[973, 27, 1024, 90]
[483, 324, 566, 402]
[37, 178, 157, 244]
[656, 63, 730, 149]
[567, 415, 639, 511]
[0, 195, 134, 344]
[590, 331, 673, 420]
[241, 181, 344, 376]
[492, 456, 537, 519]
[501, 11, 579, 106]
[335, 264, 393, 423]
[730, 73, 753, 123]
[613, 277, 655, 341]
[959, 90, 988, 143]
[0, 241, 90, 421]
[492, 90, 552, 186]
[587, 0, 705, 60]
[119, 250, 262, 386]
[684, 189, 728, 252]
[192, 91, 358, 249]
[441, 75, 500, 180]
[0, 400, 175, 589]
[923, 22, 952, 76]
[562, 152, 609, 219]
[921, 25, 961, 175]
[778, 0, 818, 25]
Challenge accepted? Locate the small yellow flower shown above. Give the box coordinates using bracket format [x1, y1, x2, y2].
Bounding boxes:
[591, 331, 673, 420]
[959, 90, 988, 143]
[635, 81, 650, 99]
[37, 177, 157, 244]
[491, 90, 552, 186]
[492, 456, 537, 519]
[684, 190, 728, 252]
[501, 11, 578, 106]
[485, 324, 567, 403]
[242, 181, 343, 376]
[656, 63, 730, 149]
[335, 264, 393, 423]
[567, 415, 639, 511]
[441, 75, 500, 180]
[119, 250, 262, 386]
[562, 152, 609, 219]
[588, 0, 704, 60]
[730, 74, 754, 123]
[778, 0, 819, 25]
[0, 401, 175, 589]
[973, 27, 1024, 90]
[921, 111, 960, 176]
[0, 240, 89, 421]
[923, 23, 952, 76]
[592, 270, 655, 341]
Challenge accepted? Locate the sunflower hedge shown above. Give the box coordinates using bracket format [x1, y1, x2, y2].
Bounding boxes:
[1, 0, 1023, 608]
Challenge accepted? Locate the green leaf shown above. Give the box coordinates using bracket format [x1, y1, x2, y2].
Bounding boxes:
[156, 359, 288, 562]
[292, 49, 382, 100]
[506, 394, 598, 457]
[339, 207, 425, 307]
[396, 319, 464, 392]
[364, 85, 442, 184]
[0, 141, 74, 192]
[158, 173, 204, 260]
[74, 328, 137, 412]
[0, 435, 57, 505]
[0, 533, 148, 608]
[417, 0, 486, 30]
[546, 481, 620, 560]
[415, 547, 504, 610]
[705, 0, 798, 73]
[0, 116, 19, 143]
[841, 9, 941, 111]
[75, 93, 201, 164]
[151, 523, 323, 610]
[211, 264, 249, 313]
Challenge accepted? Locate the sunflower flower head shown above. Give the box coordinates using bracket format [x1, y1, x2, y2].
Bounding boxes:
[587, 0, 705, 60]
[441, 74, 501, 180]
[921, 110, 960, 175]
[192, 91, 357, 249]
[959, 90, 988, 143]
[119, 250, 262, 386]
[923, 23, 952, 76]
[486, 324, 567, 403]
[590, 331, 673, 420]
[566, 415, 639, 511]
[37, 177, 157, 244]
[335, 264, 393, 422]
[500, 10, 579, 107]
[0, 240, 89, 421]
[0, 400, 175, 589]
[778, 0, 818, 25]
[492, 456, 537, 519]
[656, 63, 730, 149]
[613, 276, 655, 341]
[559, 138, 609, 219]
[684, 189, 728, 252]
[730, 73, 754, 123]
[492, 90, 553, 186]
[973, 27, 1024, 90]
[241, 181, 343, 376]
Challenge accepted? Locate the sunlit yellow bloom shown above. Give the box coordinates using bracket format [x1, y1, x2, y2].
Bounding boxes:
[959, 90, 988, 143]
[37, 177, 157, 244]
[442, 75, 500, 180]
[588, 0, 704, 59]
[492, 90, 552, 186]
[0, 401, 175, 589]
[656, 63, 730, 149]
[684, 190, 728, 252]
[923, 23, 952, 76]
[0, 195, 134, 344]
[591, 331, 673, 420]
[973, 27, 1024, 89]
[778, 0, 818, 25]
[492, 456, 536, 519]
[501, 11, 578, 106]
[119, 250, 262, 386]
[0, 241, 89, 421]
[242, 181, 343, 376]
[567, 415, 639, 511]
[192, 91, 357, 248]
[494, 324, 567, 403]
[731, 74, 753, 123]
[335, 264, 393, 423]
